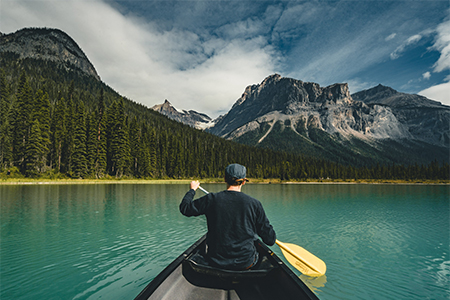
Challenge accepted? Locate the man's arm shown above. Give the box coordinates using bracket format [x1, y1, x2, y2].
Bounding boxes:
[179, 181, 208, 217]
[256, 204, 276, 246]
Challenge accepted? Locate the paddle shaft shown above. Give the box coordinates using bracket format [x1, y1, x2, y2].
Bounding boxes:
[198, 186, 209, 195]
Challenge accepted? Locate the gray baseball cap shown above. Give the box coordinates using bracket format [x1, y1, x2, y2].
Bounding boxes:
[225, 164, 248, 181]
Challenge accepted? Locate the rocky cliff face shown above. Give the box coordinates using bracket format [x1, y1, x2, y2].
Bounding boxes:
[0, 28, 100, 80]
[352, 84, 449, 146]
[206, 74, 449, 165]
[208, 74, 411, 142]
[151, 100, 212, 129]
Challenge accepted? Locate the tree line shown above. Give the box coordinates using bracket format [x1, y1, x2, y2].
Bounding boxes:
[0, 57, 448, 180]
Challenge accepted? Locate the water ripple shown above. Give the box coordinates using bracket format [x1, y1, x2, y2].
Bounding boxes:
[1, 184, 448, 300]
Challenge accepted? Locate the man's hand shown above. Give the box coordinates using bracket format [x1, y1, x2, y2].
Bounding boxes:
[190, 180, 200, 191]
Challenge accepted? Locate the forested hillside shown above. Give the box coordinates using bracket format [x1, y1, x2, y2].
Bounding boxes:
[0, 52, 448, 180]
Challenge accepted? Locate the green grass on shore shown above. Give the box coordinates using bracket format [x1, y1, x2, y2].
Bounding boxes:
[0, 177, 448, 185]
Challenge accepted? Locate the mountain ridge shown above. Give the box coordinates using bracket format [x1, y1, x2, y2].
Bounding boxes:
[149, 74, 449, 165]
[352, 84, 446, 109]
[200, 74, 449, 165]
[151, 100, 212, 129]
[352, 84, 449, 146]
[0, 28, 100, 80]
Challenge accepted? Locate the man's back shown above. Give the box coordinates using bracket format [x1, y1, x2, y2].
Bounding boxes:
[180, 189, 276, 270]
[180, 163, 276, 270]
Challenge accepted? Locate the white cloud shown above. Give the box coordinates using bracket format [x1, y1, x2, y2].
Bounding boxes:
[417, 18, 450, 106]
[346, 79, 377, 95]
[430, 19, 450, 73]
[419, 81, 450, 106]
[385, 33, 397, 41]
[0, 0, 276, 118]
[390, 34, 422, 60]
[277, 2, 428, 87]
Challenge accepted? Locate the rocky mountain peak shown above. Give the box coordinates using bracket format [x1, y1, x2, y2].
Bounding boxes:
[353, 84, 446, 109]
[151, 100, 212, 130]
[260, 73, 282, 87]
[322, 83, 351, 102]
[153, 99, 176, 112]
[351, 84, 398, 105]
[208, 75, 355, 137]
[0, 27, 100, 80]
[235, 75, 351, 111]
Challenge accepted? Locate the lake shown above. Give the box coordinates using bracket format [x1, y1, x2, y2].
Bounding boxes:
[1, 183, 448, 299]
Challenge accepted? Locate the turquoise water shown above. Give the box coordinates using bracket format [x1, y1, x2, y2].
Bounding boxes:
[1, 183, 449, 299]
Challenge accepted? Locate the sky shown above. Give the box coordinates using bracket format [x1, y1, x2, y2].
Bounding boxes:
[1, 0, 449, 118]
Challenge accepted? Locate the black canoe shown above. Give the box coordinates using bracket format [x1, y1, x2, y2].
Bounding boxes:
[134, 235, 320, 300]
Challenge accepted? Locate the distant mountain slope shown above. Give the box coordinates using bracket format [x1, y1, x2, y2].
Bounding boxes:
[0, 28, 100, 80]
[151, 100, 212, 129]
[351, 84, 444, 108]
[208, 74, 409, 140]
[352, 84, 449, 146]
[206, 74, 449, 166]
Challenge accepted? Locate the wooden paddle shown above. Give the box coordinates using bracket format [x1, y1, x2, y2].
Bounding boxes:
[197, 185, 326, 277]
[275, 240, 326, 277]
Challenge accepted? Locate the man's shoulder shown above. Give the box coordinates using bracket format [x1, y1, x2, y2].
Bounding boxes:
[240, 192, 259, 201]
[230, 191, 262, 205]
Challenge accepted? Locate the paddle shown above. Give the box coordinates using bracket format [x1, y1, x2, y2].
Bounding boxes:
[197, 185, 326, 277]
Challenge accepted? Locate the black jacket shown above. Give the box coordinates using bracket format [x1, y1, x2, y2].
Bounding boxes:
[180, 189, 276, 270]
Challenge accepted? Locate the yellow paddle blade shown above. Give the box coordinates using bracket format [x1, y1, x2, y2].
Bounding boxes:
[276, 240, 326, 277]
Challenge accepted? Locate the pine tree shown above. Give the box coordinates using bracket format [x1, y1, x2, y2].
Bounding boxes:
[115, 100, 131, 177]
[0, 69, 8, 101]
[106, 100, 118, 175]
[106, 99, 131, 177]
[68, 81, 75, 102]
[72, 101, 87, 177]
[158, 131, 169, 177]
[0, 69, 12, 170]
[95, 89, 107, 178]
[12, 72, 33, 172]
[51, 98, 66, 172]
[85, 113, 96, 176]
[33, 89, 51, 170]
[129, 116, 141, 176]
[23, 119, 44, 177]
[145, 127, 157, 177]
[62, 98, 75, 174]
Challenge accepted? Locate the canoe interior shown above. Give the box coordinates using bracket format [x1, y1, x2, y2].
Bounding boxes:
[134, 235, 320, 300]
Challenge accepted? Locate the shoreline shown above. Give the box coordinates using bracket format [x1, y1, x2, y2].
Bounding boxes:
[0, 178, 448, 185]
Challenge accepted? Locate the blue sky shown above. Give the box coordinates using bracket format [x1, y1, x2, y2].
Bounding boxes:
[1, 0, 449, 118]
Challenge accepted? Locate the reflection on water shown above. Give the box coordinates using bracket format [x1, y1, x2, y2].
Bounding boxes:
[1, 184, 204, 300]
[1, 183, 449, 300]
[300, 274, 328, 293]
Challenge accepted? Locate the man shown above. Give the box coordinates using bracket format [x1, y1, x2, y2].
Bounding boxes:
[180, 163, 276, 270]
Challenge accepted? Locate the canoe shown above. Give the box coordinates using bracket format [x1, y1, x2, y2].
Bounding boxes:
[134, 234, 320, 300]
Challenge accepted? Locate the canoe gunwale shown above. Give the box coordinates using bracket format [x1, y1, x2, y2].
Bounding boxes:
[133, 235, 206, 300]
[133, 234, 320, 300]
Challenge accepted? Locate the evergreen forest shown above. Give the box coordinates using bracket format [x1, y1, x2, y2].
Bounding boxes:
[0, 53, 448, 181]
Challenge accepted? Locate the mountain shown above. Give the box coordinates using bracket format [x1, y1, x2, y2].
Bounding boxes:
[352, 84, 449, 146]
[351, 84, 443, 108]
[2, 27, 447, 179]
[0, 28, 100, 80]
[151, 100, 212, 129]
[206, 74, 449, 166]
